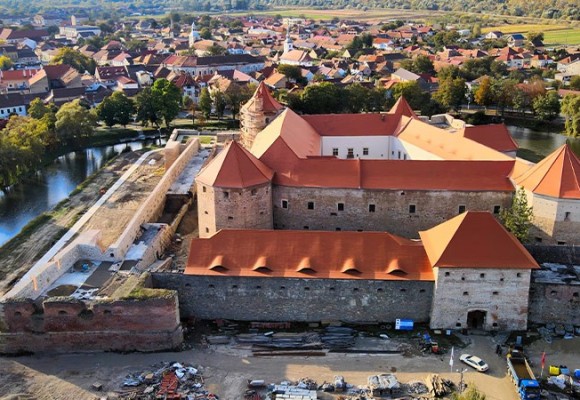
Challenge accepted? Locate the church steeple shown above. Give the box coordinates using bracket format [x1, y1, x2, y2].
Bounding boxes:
[189, 21, 200, 47]
[283, 24, 293, 54]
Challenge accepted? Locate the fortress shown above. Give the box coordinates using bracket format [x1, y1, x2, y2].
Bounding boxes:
[183, 83, 580, 332]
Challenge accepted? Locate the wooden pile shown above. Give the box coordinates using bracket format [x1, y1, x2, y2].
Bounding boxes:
[425, 374, 455, 397]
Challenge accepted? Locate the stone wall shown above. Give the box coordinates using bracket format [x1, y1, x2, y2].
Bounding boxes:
[153, 273, 434, 323]
[272, 187, 510, 238]
[197, 182, 273, 238]
[524, 245, 580, 265]
[0, 292, 183, 354]
[430, 268, 532, 331]
[528, 281, 580, 326]
[108, 138, 200, 259]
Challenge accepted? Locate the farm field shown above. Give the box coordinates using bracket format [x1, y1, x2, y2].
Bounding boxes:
[229, 7, 442, 21]
[482, 24, 580, 45]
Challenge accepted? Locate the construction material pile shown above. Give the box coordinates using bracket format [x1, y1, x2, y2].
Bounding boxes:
[117, 362, 218, 399]
[425, 374, 455, 397]
[321, 326, 356, 349]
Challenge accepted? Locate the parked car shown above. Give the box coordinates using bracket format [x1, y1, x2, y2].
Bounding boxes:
[460, 354, 489, 372]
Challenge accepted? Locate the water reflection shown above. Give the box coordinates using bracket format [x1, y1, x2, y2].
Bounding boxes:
[0, 140, 159, 246]
[507, 125, 580, 158]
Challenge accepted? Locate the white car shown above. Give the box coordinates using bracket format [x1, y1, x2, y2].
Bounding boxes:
[459, 354, 489, 372]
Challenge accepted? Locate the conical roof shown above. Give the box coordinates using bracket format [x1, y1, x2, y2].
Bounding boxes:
[514, 144, 580, 199]
[419, 212, 539, 269]
[389, 96, 417, 119]
[196, 141, 274, 188]
[242, 81, 284, 114]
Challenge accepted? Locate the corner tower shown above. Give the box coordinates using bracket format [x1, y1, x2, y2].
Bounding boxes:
[196, 140, 274, 238]
[239, 82, 284, 150]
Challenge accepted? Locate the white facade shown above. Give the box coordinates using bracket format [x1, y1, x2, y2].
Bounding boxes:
[0, 104, 26, 117]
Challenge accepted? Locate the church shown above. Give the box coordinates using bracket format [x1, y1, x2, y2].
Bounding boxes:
[183, 83, 580, 331]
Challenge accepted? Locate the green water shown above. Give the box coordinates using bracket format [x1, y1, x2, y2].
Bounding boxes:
[507, 125, 580, 161]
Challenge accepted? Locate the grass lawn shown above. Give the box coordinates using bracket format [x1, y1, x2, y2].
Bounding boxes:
[543, 29, 580, 46]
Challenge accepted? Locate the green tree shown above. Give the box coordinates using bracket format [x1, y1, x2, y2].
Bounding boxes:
[96, 92, 136, 127]
[569, 76, 580, 91]
[451, 387, 486, 400]
[198, 87, 212, 118]
[532, 91, 560, 122]
[150, 79, 181, 127]
[50, 47, 96, 74]
[392, 81, 430, 111]
[413, 54, 434, 74]
[277, 64, 305, 84]
[135, 87, 159, 128]
[433, 76, 466, 111]
[491, 79, 517, 116]
[206, 44, 227, 56]
[213, 89, 227, 119]
[226, 83, 255, 119]
[345, 84, 370, 113]
[500, 187, 534, 243]
[55, 100, 97, 145]
[527, 31, 544, 43]
[200, 27, 212, 40]
[28, 98, 51, 120]
[562, 94, 580, 137]
[300, 82, 345, 114]
[0, 55, 13, 70]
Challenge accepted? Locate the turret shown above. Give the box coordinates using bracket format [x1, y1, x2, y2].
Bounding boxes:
[239, 82, 284, 150]
[196, 141, 274, 238]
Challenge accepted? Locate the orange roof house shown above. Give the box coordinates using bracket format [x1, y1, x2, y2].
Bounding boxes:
[197, 140, 273, 188]
[245, 81, 284, 114]
[419, 212, 539, 269]
[186, 229, 434, 281]
[513, 144, 580, 199]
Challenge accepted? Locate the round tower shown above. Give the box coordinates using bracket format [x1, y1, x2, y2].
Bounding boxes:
[239, 82, 284, 150]
[196, 141, 274, 238]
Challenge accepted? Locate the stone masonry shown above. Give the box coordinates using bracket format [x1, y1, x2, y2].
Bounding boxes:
[430, 267, 532, 331]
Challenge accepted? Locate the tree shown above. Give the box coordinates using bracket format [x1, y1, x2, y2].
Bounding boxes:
[392, 81, 430, 111]
[301, 82, 345, 114]
[55, 99, 97, 145]
[413, 54, 434, 74]
[226, 83, 255, 119]
[562, 94, 580, 137]
[569, 76, 580, 91]
[0, 55, 13, 70]
[451, 387, 486, 400]
[527, 31, 544, 43]
[500, 187, 534, 243]
[206, 44, 227, 56]
[474, 76, 493, 106]
[50, 47, 96, 74]
[28, 98, 51, 120]
[433, 76, 466, 111]
[212, 90, 227, 119]
[200, 27, 212, 40]
[198, 87, 212, 118]
[277, 64, 303, 82]
[135, 88, 160, 128]
[532, 92, 560, 122]
[151, 79, 181, 127]
[491, 79, 517, 116]
[96, 92, 136, 127]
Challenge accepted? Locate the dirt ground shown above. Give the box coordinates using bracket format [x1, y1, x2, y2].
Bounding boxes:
[0, 152, 144, 297]
[1, 335, 577, 400]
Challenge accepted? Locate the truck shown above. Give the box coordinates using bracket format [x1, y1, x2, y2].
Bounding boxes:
[507, 350, 541, 400]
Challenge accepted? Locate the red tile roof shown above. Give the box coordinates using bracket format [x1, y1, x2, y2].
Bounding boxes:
[243, 81, 283, 114]
[197, 140, 273, 188]
[186, 229, 434, 281]
[459, 124, 518, 153]
[302, 113, 400, 136]
[389, 96, 417, 119]
[514, 144, 580, 199]
[419, 212, 539, 269]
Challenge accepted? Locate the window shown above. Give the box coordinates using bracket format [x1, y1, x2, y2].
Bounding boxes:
[558, 241, 566, 245]
[564, 211, 571, 221]
[335, 227, 341, 231]
[332, 148, 339, 156]
[304, 287, 310, 291]
[398, 151, 401, 159]
[256, 285, 262, 289]
[535, 237, 543, 243]
[458, 205, 466, 214]
[573, 292, 578, 298]
[337, 203, 344, 211]
[281, 200, 288, 209]
[280, 286, 286, 290]
[307, 201, 314, 210]
[223, 191, 229, 199]
[400, 288, 406, 292]
[251, 188, 257, 196]
[409, 204, 416, 214]
[517, 273, 521, 278]
[329, 287, 335, 291]
[463, 291, 469, 296]
[353, 288, 359, 292]
[303, 226, 309, 230]
[202, 186, 206, 193]
[493, 205, 501, 214]
[208, 284, 215, 289]
[228, 216, 233, 220]
[347, 148, 354, 158]
[232, 285, 238, 289]
[456, 323, 462, 327]
[330, 212, 337, 216]
[363, 147, 369, 156]
[445, 272, 450, 277]
[403, 154, 407, 160]
[377, 288, 384, 292]
[205, 227, 209, 233]
[369, 204, 376, 213]
[391, 151, 395, 156]
[419, 289, 426, 293]
[493, 291, 499, 295]
[480, 273, 485, 278]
